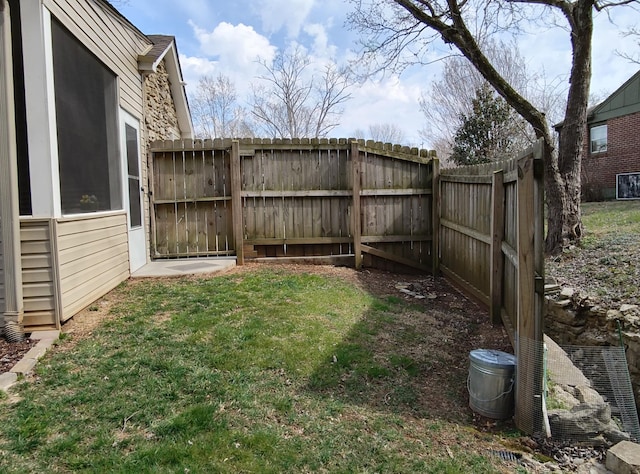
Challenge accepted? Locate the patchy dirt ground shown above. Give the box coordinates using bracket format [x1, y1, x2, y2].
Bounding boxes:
[546, 234, 640, 308]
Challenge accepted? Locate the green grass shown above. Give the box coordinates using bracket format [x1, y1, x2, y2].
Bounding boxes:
[581, 200, 640, 245]
[0, 269, 506, 473]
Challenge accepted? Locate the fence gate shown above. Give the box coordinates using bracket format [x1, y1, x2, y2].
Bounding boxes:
[150, 141, 235, 258]
[439, 141, 546, 435]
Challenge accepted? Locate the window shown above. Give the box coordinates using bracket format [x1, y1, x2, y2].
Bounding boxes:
[51, 18, 121, 214]
[590, 124, 607, 154]
[125, 123, 142, 227]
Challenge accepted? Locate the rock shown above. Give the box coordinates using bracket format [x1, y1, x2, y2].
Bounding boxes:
[608, 310, 624, 322]
[561, 288, 576, 299]
[548, 403, 612, 441]
[602, 422, 631, 445]
[620, 304, 639, 313]
[553, 308, 580, 325]
[606, 441, 640, 474]
[574, 385, 606, 405]
[549, 384, 581, 409]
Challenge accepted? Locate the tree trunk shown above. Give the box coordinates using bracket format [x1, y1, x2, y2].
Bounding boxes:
[366, 0, 601, 254]
[544, 0, 593, 255]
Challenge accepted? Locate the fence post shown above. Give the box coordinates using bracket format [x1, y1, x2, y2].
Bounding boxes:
[515, 147, 544, 435]
[231, 140, 244, 265]
[351, 141, 362, 269]
[431, 156, 440, 276]
[490, 170, 505, 325]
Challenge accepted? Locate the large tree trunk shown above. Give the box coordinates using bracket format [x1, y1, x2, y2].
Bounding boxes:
[378, 0, 600, 254]
[544, 0, 593, 255]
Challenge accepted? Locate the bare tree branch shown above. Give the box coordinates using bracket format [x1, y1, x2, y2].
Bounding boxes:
[249, 46, 352, 138]
[191, 74, 254, 138]
[347, 0, 638, 253]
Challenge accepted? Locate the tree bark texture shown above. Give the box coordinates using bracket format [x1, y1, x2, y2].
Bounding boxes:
[545, 1, 593, 254]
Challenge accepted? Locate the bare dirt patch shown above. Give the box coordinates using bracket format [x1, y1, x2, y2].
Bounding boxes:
[546, 234, 640, 307]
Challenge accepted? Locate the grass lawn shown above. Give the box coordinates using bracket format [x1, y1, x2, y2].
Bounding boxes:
[0, 267, 515, 473]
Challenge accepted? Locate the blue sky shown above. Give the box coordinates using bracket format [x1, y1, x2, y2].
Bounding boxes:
[118, 0, 640, 147]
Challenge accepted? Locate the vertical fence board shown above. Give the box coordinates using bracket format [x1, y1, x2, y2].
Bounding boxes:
[490, 170, 505, 324]
[231, 141, 243, 264]
[352, 142, 362, 268]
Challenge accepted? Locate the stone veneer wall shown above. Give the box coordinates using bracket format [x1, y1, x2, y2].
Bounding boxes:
[545, 287, 640, 410]
[144, 59, 181, 143]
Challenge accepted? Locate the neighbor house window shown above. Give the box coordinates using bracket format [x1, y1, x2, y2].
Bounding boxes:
[51, 18, 121, 214]
[590, 124, 607, 154]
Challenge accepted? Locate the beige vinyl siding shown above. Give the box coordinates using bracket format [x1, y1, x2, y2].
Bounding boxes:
[57, 213, 129, 320]
[20, 219, 58, 329]
[43, 0, 150, 118]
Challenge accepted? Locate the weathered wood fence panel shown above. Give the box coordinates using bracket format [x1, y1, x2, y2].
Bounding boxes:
[150, 139, 436, 273]
[359, 144, 435, 272]
[151, 141, 234, 257]
[439, 141, 545, 436]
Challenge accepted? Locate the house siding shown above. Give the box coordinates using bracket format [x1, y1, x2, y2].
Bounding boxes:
[583, 112, 640, 199]
[57, 213, 129, 321]
[20, 219, 58, 329]
[43, 0, 150, 118]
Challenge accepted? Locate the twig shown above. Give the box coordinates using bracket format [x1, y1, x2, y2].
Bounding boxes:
[122, 411, 140, 432]
[446, 446, 454, 459]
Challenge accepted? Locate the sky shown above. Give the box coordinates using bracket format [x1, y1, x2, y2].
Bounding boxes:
[117, 0, 640, 148]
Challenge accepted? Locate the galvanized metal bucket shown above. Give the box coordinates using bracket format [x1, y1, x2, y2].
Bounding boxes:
[468, 349, 516, 419]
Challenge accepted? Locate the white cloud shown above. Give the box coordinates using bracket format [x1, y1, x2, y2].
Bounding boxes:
[191, 21, 276, 69]
[303, 23, 337, 59]
[590, 8, 639, 95]
[185, 21, 278, 99]
[254, 0, 315, 37]
[336, 76, 425, 146]
[179, 55, 219, 90]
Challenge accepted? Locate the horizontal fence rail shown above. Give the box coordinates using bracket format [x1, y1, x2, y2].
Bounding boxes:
[150, 138, 438, 274]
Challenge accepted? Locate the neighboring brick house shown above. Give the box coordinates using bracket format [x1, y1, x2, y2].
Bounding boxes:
[559, 70, 640, 200]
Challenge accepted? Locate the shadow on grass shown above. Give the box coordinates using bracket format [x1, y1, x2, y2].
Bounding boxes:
[304, 271, 513, 422]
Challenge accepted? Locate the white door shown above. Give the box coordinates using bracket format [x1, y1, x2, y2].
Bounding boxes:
[121, 111, 146, 272]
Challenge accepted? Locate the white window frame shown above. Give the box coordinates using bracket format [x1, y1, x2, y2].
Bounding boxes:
[590, 124, 607, 154]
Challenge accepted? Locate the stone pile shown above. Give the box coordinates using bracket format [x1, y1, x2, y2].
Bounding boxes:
[547, 383, 631, 446]
[545, 285, 640, 410]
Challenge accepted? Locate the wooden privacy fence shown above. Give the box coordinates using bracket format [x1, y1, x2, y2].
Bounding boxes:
[150, 136, 546, 436]
[150, 138, 438, 274]
[439, 141, 545, 435]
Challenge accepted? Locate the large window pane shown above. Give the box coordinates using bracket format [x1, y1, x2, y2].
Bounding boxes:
[590, 125, 607, 154]
[51, 18, 121, 214]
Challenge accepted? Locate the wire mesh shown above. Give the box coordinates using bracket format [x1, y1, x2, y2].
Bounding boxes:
[516, 337, 640, 446]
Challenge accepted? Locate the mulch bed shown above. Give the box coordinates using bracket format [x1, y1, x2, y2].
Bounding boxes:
[0, 335, 37, 373]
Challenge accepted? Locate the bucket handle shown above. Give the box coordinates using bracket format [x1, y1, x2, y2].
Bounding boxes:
[467, 375, 514, 403]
